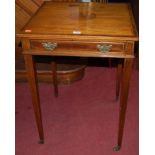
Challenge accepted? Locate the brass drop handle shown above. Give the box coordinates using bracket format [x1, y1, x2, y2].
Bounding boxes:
[42, 42, 57, 51]
[97, 44, 112, 53]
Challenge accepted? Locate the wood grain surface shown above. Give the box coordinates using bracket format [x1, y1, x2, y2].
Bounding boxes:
[18, 2, 138, 40]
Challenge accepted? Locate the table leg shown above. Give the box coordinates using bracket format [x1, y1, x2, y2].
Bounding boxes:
[113, 58, 133, 151]
[51, 60, 58, 97]
[116, 61, 123, 101]
[24, 55, 44, 144]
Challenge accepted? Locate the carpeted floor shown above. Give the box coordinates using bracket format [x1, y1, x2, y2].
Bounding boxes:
[15, 67, 138, 155]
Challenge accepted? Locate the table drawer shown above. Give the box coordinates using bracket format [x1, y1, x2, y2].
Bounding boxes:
[30, 40, 126, 57]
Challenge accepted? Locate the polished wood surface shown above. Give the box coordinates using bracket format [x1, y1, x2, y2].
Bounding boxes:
[17, 2, 138, 151]
[19, 2, 137, 39]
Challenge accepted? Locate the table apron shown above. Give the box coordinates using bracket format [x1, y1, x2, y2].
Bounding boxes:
[23, 50, 134, 58]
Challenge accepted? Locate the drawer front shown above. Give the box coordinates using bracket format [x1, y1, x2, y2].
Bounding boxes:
[30, 40, 126, 57]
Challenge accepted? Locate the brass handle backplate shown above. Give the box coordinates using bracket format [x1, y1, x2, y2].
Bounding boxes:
[42, 42, 57, 51]
[97, 44, 112, 53]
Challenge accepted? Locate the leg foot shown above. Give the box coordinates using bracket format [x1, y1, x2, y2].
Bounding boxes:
[113, 145, 121, 151]
[38, 139, 44, 144]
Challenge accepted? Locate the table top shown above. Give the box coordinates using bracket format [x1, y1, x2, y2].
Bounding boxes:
[18, 2, 138, 41]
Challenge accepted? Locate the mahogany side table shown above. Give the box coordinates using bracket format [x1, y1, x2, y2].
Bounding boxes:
[17, 2, 138, 151]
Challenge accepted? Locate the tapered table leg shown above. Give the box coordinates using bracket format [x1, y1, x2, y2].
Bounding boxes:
[51, 60, 58, 97]
[116, 61, 123, 101]
[24, 55, 44, 144]
[113, 58, 133, 151]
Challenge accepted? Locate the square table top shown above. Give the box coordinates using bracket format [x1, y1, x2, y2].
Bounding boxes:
[18, 2, 138, 41]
